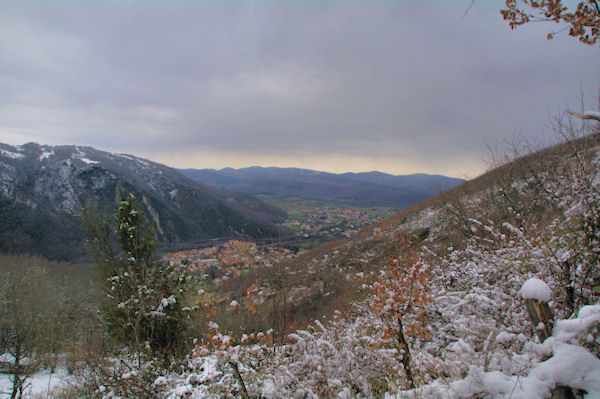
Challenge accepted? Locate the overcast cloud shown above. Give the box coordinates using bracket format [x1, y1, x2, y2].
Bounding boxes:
[0, 1, 598, 177]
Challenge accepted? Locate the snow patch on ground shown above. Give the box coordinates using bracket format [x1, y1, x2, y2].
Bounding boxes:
[79, 157, 99, 164]
[0, 150, 24, 160]
[114, 153, 150, 167]
[0, 368, 75, 398]
[38, 150, 54, 161]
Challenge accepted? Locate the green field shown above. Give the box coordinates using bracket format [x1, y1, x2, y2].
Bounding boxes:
[259, 195, 398, 216]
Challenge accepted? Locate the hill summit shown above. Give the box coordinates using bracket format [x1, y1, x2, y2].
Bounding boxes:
[0, 143, 286, 261]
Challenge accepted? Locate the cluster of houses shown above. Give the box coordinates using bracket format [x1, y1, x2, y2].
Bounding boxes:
[163, 240, 295, 283]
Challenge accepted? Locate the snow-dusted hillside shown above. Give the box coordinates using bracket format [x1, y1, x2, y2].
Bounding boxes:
[4, 122, 599, 398]
[34, 122, 597, 398]
[0, 142, 286, 261]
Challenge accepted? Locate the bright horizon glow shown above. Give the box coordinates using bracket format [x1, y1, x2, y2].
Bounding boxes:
[0, 136, 481, 179]
[145, 150, 482, 179]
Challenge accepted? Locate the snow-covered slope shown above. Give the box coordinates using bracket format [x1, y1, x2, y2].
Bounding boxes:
[0, 142, 286, 261]
[21, 129, 600, 398]
[148, 132, 598, 398]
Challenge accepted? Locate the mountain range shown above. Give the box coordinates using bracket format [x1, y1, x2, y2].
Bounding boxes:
[0, 142, 463, 261]
[0, 143, 286, 261]
[179, 167, 464, 208]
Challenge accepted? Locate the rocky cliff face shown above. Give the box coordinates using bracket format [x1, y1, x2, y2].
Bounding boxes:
[0, 143, 286, 261]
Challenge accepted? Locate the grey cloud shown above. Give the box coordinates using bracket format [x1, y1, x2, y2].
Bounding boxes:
[0, 1, 597, 175]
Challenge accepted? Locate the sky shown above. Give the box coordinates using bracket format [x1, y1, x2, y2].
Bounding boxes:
[0, 1, 598, 178]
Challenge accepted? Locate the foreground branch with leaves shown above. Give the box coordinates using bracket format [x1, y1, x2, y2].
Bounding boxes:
[501, 0, 600, 44]
[368, 242, 431, 389]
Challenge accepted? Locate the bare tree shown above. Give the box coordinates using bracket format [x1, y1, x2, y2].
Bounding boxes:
[0, 261, 55, 399]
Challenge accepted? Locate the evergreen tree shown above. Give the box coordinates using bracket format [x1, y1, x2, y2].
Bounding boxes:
[83, 189, 187, 356]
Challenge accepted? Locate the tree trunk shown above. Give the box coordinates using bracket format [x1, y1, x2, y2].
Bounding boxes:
[524, 298, 554, 342]
[562, 261, 575, 315]
[524, 297, 576, 398]
[396, 318, 415, 389]
[10, 348, 23, 399]
[228, 360, 250, 399]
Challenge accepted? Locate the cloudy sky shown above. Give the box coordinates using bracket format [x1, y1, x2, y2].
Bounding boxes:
[0, 1, 598, 178]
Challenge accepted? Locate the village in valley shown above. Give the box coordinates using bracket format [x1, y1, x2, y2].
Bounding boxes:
[163, 240, 295, 283]
[163, 205, 396, 281]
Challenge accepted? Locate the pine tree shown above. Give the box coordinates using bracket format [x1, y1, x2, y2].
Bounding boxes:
[83, 188, 187, 356]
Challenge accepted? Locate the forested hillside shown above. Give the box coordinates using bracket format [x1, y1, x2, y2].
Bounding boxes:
[0, 143, 286, 260]
[0, 143, 286, 261]
[179, 167, 464, 208]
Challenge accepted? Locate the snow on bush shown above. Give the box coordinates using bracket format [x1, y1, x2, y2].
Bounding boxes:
[397, 303, 600, 399]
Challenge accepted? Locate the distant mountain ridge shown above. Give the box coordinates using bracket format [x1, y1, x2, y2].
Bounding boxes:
[0, 143, 286, 261]
[179, 167, 464, 208]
